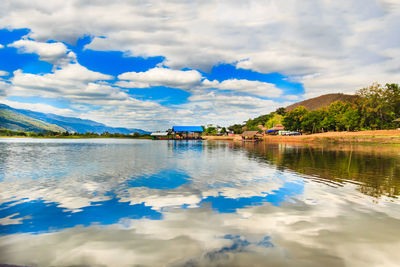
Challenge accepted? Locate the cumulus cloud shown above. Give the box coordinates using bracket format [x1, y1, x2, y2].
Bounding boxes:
[0, 44, 4, 49]
[0, 0, 397, 96]
[171, 92, 289, 127]
[0, 0, 398, 127]
[118, 67, 203, 89]
[10, 63, 114, 99]
[9, 39, 75, 65]
[0, 81, 10, 97]
[0, 71, 9, 77]
[1, 100, 77, 117]
[202, 79, 282, 98]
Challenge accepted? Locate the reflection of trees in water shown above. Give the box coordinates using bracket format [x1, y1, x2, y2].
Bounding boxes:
[240, 143, 400, 199]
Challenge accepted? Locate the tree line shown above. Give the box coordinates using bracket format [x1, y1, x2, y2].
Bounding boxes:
[228, 83, 400, 134]
[0, 129, 150, 138]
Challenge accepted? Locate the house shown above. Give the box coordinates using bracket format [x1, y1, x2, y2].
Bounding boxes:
[267, 124, 285, 135]
[172, 126, 204, 139]
[241, 131, 263, 141]
[258, 124, 268, 133]
[150, 132, 170, 140]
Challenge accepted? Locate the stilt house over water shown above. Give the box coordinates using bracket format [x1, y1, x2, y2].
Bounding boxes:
[172, 126, 204, 139]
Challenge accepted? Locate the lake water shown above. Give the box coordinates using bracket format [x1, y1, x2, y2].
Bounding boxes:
[0, 138, 400, 267]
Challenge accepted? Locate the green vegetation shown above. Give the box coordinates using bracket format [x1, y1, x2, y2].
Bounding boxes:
[202, 125, 227, 135]
[0, 129, 151, 139]
[229, 83, 400, 133]
[204, 126, 218, 135]
[0, 109, 66, 132]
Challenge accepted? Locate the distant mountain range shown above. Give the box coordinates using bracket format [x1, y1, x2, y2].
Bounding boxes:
[286, 93, 358, 112]
[0, 103, 149, 134]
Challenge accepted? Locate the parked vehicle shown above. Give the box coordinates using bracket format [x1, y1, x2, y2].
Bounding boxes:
[280, 131, 302, 136]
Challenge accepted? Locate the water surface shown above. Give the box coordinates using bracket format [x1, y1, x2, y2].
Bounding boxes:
[0, 138, 400, 266]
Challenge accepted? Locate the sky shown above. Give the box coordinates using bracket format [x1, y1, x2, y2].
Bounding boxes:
[0, 0, 399, 131]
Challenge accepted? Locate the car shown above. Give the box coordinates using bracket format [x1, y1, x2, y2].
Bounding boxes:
[281, 131, 302, 136]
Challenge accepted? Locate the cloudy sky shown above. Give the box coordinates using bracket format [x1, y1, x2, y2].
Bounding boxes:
[0, 0, 399, 130]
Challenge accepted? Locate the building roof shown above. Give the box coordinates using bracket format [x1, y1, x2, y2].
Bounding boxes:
[270, 124, 285, 131]
[150, 132, 169, 136]
[242, 131, 259, 137]
[258, 124, 267, 131]
[394, 118, 400, 122]
[172, 126, 204, 132]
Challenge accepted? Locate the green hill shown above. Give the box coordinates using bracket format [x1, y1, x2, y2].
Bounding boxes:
[0, 109, 66, 132]
[286, 93, 358, 112]
[0, 103, 149, 134]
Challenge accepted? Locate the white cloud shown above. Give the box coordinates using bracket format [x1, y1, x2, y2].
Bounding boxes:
[0, 71, 9, 76]
[0, 213, 31, 226]
[9, 39, 74, 65]
[10, 63, 114, 100]
[0, 44, 4, 49]
[118, 67, 203, 89]
[1, 100, 77, 117]
[283, 94, 300, 101]
[0, 0, 399, 128]
[202, 78, 282, 98]
[115, 81, 150, 89]
[0, 80, 10, 97]
[0, 0, 396, 96]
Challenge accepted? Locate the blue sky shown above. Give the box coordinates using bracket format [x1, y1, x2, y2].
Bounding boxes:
[0, 0, 399, 130]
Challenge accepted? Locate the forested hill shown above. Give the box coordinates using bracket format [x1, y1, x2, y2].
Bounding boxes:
[228, 83, 400, 134]
[286, 93, 358, 112]
[0, 103, 149, 134]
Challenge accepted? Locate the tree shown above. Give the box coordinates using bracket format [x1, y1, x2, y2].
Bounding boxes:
[228, 124, 243, 134]
[301, 109, 325, 133]
[356, 83, 400, 129]
[282, 106, 308, 131]
[205, 127, 217, 135]
[265, 113, 283, 129]
[275, 107, 287, 116]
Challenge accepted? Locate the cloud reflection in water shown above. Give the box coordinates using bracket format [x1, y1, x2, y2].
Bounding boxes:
[1, 139, 400, 266]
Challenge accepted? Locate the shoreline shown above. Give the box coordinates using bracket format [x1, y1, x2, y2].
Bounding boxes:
[203, 130, 400, 145]
[0, 136, 152, 139]
[2, 130, 400, 144]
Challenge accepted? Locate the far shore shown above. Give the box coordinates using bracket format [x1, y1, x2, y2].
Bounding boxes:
[2, 130, 400, 144]
[203, 130, 400, 144]
[0, 136, 152, 139]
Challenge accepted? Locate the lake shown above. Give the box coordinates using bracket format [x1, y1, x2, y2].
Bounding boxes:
[0, 138, 400, 266]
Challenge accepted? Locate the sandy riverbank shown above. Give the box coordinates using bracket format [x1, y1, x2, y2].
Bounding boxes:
[203, 130, 400, 144]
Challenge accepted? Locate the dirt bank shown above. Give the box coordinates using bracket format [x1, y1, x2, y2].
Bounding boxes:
[204, 130, 400, 144]
[262, 130, 400, 144]
[202, 135, 238, 141]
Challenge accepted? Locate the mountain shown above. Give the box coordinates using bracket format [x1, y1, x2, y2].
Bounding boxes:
[0, 103, 149, 134]
[0, 108, 66, 132]
[286, 93, 358, 112]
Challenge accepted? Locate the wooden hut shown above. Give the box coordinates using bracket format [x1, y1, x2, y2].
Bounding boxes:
[242, 131, 262, 141]
[258, 124, 268, 133]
